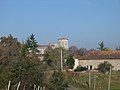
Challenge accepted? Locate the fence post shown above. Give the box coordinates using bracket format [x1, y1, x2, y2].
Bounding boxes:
[94, 74, 96, 90]
[43, 86, 45, 90]
[34, 85, 36, 90]
[7, 81, 11, 90]
[108, 66, 112, 90]
[17, 82, 21, 90]
[23, 85, 25, 90]
[38, 86, 40, 90]
[89, 71, 91, 88]
[40, 87, 42, 90]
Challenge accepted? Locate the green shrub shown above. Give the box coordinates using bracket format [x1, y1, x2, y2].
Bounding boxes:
[98, 61, 113, 74]
[74, 66, 88, 72]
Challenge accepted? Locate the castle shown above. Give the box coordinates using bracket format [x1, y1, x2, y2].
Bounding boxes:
[37, 38, 69, 60]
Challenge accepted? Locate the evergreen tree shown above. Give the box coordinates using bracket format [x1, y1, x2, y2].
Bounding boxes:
[24, 34, 39, 59]
[97, 41, 107, 51]
[66, 55, 75, 69]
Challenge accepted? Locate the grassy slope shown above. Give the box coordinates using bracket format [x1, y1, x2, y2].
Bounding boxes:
[65, 71, 120, 90]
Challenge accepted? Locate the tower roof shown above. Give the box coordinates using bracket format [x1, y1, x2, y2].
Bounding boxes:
[58, 38, 68, 40]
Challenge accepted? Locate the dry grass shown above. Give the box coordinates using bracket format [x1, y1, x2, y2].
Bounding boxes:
[65, 71, 120, 90]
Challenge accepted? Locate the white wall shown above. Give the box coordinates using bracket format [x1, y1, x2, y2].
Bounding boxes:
[73, 59, 79, 70]
[74, 59, 120, 71]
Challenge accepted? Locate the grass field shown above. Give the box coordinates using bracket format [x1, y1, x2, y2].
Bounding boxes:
[65, 71, 120, 90]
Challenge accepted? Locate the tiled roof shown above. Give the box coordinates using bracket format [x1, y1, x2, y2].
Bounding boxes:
[74, 50, 120, 60]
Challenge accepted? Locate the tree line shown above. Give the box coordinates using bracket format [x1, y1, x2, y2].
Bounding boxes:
[69, 41, 118, 56]
[0, 34, 71, 90]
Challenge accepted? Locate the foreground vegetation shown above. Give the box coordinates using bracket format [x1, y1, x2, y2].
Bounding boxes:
[0, 34, 69, 90]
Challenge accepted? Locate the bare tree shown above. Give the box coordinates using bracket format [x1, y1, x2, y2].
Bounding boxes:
[69, 46, 78, 54]
[78, 48, 88, 56]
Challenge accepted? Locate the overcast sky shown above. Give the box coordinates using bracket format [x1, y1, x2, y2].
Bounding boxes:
[0, 0, 120, 49]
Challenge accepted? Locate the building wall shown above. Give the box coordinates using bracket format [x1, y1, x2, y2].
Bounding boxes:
[37, 46, 48, 54]
[49, 42, 59, 49]
[73, 59, 79, 70]
[74, 59, 120, 71]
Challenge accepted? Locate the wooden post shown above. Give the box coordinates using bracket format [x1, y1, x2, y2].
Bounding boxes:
[108, 66, 112, 90]
[34, 85, 36, 90]
[89, 71, 91, 88]
[37, 86, 40, 90]
[94, 73, 96, 90]
[23, 85, 25, 90]
[7, 81, 11, 90]
[17, 82, 21, 90]
[43, 86, 45, 90]
[40, 87, 42, 90]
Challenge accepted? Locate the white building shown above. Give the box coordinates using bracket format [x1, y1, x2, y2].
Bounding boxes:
[37, 45, 48, 54]
[49, 42, 59, 49]
[37, 45, 48, 60]
[73, 50, 120, 71]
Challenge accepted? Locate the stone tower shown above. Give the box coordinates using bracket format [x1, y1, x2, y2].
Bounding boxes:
[58, 38, 69, 49]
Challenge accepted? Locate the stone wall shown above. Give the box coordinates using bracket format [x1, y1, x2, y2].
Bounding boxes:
[77, 59, 120, 71]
